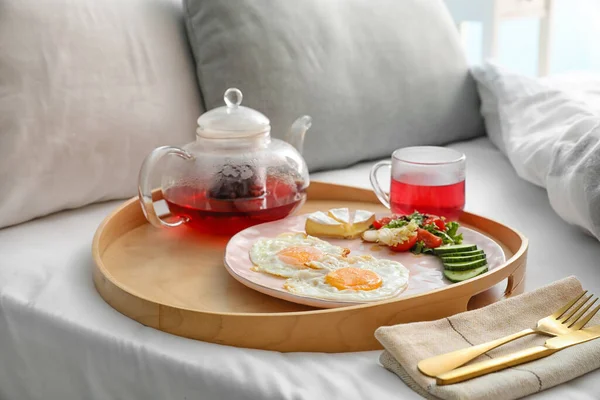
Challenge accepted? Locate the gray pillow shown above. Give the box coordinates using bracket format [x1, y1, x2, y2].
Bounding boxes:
[184, 0, 484, 172]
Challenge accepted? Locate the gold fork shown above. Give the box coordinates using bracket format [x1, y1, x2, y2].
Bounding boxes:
[418, 290, 599, 377]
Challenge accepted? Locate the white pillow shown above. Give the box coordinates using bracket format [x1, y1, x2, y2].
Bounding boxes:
[471, 61, 600, 238]
[0, 0, 202, 228]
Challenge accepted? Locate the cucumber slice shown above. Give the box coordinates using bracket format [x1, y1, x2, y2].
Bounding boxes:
[444, 265, 488, 283]
[447, 249, 485, 257]
[443, 259, 488, 271]
[440, 253, 486, 263]
[433, 244, 478, 255]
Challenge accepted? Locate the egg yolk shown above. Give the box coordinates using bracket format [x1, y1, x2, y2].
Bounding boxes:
[277, 246, 324, 267]
[325, 267, 382, 291]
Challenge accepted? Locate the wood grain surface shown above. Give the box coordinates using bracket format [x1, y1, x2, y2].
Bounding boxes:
[92, 182, 528, 352]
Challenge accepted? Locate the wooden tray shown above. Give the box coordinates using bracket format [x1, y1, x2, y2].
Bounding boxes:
[92, 182, 528, 353]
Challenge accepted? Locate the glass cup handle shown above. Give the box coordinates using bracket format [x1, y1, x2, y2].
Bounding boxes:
[138, 146, 194, 228]
[369, 160, 391, 209]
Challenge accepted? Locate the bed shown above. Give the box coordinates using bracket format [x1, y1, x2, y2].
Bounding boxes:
[2, 137, 600, 399]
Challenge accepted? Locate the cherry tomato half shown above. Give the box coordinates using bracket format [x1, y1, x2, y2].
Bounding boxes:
[389, 233, 418, 252]
[417, 228, 443, 248]
[372, 215, 400, 230]
[424, 216, 446, 231]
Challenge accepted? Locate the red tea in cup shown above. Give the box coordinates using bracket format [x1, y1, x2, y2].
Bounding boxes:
[370, 147, 466, 221]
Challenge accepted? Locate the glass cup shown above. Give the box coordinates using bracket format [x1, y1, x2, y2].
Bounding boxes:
[370, 146, 466, 221]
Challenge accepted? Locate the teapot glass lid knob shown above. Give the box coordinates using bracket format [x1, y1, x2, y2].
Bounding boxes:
[196, 88, 270, 139]
[224, 88, 243, 108]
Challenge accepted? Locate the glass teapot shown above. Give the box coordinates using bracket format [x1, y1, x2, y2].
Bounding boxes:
[138, 88, 312, 235]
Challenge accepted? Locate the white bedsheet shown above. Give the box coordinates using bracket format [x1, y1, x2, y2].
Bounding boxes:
[2, 137, 600, 400]
[472, 62, 600, 241]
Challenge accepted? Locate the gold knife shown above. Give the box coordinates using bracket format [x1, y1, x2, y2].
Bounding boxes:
[436, 324, 600, 385]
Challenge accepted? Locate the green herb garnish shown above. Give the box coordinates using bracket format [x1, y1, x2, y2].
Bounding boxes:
[445, 221, 463, 244]
[411, 240, 434, 255]
[384, 219, 409, 229]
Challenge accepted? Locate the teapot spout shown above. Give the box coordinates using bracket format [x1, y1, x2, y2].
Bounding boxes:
[286, 115, 312, 155]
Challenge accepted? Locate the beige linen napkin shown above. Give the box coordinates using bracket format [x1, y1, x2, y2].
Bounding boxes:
[375, 276, 600, 400]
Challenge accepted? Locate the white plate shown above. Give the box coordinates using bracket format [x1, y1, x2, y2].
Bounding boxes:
[224, 214, 505, 308]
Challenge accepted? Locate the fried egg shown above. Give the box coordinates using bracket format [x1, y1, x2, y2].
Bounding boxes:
[283, 255, 409, 302]
[249, 233, 350, 278]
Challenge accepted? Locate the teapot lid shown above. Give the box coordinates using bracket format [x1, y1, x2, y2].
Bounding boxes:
[196, 88, 270, 139]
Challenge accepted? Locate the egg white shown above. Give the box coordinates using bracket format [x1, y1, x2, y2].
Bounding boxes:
[249, 232, 349, 278]
[283, 256, 409, 302]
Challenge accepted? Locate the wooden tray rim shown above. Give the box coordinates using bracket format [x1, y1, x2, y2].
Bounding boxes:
[92, 182, 529, 317]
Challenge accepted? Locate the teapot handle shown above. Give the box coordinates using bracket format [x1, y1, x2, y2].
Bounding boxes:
[138, 146, 194, 228]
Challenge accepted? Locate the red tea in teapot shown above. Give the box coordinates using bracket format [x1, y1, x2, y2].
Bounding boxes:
[137, 88, 312, 233]
[163, 174, 305, 235]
